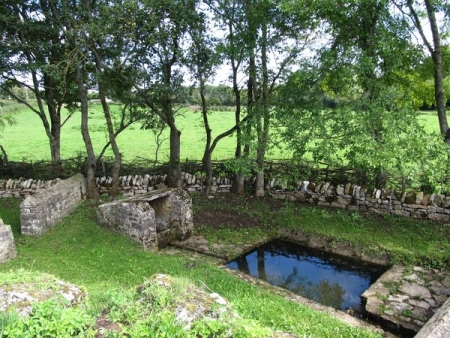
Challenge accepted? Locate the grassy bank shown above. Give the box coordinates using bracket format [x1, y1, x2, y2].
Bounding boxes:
[0, 197, 381, 337]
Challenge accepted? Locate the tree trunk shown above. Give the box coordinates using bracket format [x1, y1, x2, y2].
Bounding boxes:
[168, 122, 181, 188]
[255, 22, 269, 198]
[94, 51, 121, 199]
[202, 151, 213, 195]
[424, 0, 449, 143]
[230, 27, 244, 194]
[44, 73, 62, 164]
[407, 0, 449, 144]
[76, 65, 99, 201]
[233, 174, 245, 195]
[375, 169, 387, 190]
[200, 79, 213, 195]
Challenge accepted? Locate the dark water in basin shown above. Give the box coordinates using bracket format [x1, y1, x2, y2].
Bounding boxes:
[226, 240, 386, 314]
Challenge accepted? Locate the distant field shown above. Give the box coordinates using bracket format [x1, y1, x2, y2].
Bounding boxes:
[1, 104, 245, 162]
[0, 103, 442, 163]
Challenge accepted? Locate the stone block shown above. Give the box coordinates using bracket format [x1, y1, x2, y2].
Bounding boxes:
[344, 183, 352, 195]
[375, 189, 382, 199]
[315, 183, 323, 193]
[300, 181, 310, 192]
[320, 182, 330, 194]
[307, 182, 316, 192]
[434, 194, 445, 207]
[326, 184, 335, 195]
[404, 191, 416, 204]
[353, 186, 361, 198]
[0, 219, 16, 263]
[416, 191, 424, 205]
[428, 213, 450, 223]
[347, 205, 360, 212]
[97, 188, 193, 251]
[421, 194, 431, 206]
[392, 210, 410, 217]
[336, 196, 350, 205]
[444, 196, 450, 208]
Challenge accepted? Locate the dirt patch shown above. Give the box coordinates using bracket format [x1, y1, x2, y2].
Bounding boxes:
[193, 194, 284, 230]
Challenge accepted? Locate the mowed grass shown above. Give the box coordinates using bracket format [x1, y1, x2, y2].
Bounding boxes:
[2, 102, 440, 163]
[0, 198, 380, 337]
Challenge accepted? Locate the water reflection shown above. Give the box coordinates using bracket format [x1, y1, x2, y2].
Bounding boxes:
[227, 240, 386, 313]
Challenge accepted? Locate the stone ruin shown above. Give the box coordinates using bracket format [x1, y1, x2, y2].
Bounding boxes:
[96, 188, 193, 251]
[0, 218, 16, 263]
[20, 173, 86, 236]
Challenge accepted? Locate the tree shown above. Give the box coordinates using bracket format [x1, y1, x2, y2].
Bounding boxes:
[394, 0, 449, 144]
[54, 0, 100, 200]
[0, 0, 76, 164]
[246, 0, 316, 196]
[209, 0, 250, 194]
[129, 0, 203, 188]
[276, 0, 449, 192]
[298, 0, 427, 188]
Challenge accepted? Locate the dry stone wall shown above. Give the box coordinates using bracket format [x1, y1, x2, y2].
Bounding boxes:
[0, 172, 233, 199]
[270, 181, 450, 223]
[2, 173, 450, 223]
[20, 173, 87, 236]
[0, 218, 16, 263]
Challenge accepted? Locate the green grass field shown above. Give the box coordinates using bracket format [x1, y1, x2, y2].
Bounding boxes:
[1, 104, 241, 163]
[0, 102, 442, 164]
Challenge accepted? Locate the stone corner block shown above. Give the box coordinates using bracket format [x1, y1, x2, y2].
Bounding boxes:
[0, 218, 17, 263]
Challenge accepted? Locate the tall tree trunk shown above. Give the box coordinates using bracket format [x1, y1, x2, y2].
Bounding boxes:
[255, 22, 269, 197]
[168, 121, 181, 188]
[232, 64, 245, 195]
[43, 72, 62, 164]
[93, 51, 121, 199]
[424, 0, 448, 143]
[406, 0, 449, 143]
[76, 65, 99, 201]
[200, 79, 213, 195]
[227, 18, 245, 195]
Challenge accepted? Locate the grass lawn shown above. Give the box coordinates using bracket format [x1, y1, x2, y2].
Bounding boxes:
[0, 196, 391, 337]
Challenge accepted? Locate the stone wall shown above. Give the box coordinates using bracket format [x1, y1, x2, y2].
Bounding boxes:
[0, 218, 16, 263]
[0, 172, 233, 199]
[2, 173, 450, 223]
[96, 188, 193, 251]
[270, 181, 450, 223]
[20, 173, 87, 236]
